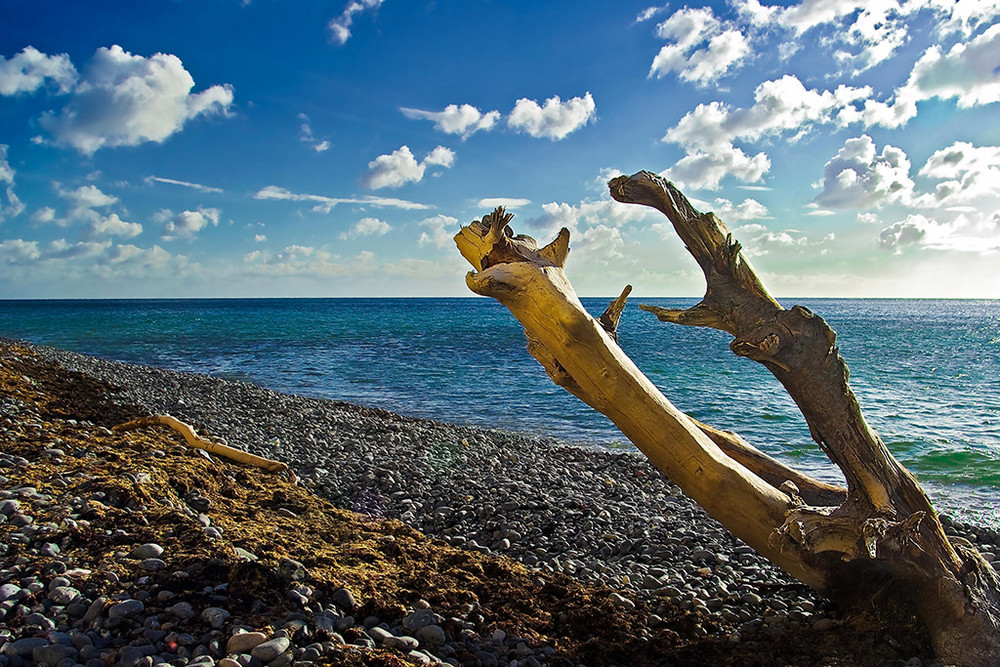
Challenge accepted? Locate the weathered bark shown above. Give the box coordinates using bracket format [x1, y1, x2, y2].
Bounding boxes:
[454, 175, 1000, 665]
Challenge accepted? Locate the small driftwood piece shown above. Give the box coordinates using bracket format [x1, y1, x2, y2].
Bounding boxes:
[113, 415, 291, 476]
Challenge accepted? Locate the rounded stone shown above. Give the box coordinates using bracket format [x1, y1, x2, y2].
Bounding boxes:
[414, 625, 446, 648]
[107, 599, 145, 620]
[250, 637, 290, 663]
[331, 588, 356, 611]
[168, 601, 196, 620]
[48, 586, 81, 606]
[129, 544, 164, 560]
[225, 632, 267, 655]
[200, 607, 231, 629]
[139, 558, 167, 572]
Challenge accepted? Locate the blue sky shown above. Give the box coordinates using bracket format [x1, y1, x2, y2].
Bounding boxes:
[1, 0, 999, 299]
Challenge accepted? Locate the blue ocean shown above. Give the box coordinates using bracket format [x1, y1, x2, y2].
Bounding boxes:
[1, 297, 998, 529]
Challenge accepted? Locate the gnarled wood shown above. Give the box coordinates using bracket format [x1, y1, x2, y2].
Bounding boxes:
[456, 180, 1000, 665]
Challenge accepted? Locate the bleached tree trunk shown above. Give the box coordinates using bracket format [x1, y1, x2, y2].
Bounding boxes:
[453, 171, 1000, 665]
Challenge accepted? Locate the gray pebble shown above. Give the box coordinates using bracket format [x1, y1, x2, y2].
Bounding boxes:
[200, 607, 231, 628]
[107, 599, 145, 620]
[250, 637, 290, 663]
[129, 543, 164, 559]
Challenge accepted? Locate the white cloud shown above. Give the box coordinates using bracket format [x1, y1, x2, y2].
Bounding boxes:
[878, 214, 936, 252]
[340, 216, 391, 240]
[576, 224, 626, 263]
[662, 144, 771, 190]
[731, 223, 809, 256]
[159, 207, 220, 240]
[863, 22, 1000, 128]
[253, 185, 432, 211]
[400, 104, 501, 139]
[244, 245, 378, 279]
[418, 214, 459, 249]
[46, 239, 112, 260]
[146, 176, 223, 193]
[0, 46, 77, 96]
[297, 113, 331, 152]
[89, 213, 142, 239]
[254, 234, 267, 242]
[705, 197, 770, 221]
[39, 184, 119, 228]
[913, 141, 1000, 211]
[815, 135, 914, 209]
[906, 24, 1000, 108]
[525, 199, 652, 239]
[39, 45, 233, 154]
[329, 0, 385, 45]
[477, 197, 531, 209]
[636, 5, 670, 23]
[662, 75, 870, 188]
[362, 145, 455, 189]
[32, 207, 56, 224]
[507, 93, 596, 140]
[0, 145, 25, 222]
[0, 239, 40, 263]
[62, 184, 118, 213]
[649, 7, 751, 86]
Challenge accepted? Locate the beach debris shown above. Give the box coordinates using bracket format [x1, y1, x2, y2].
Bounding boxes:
[113, 414, 293, 479]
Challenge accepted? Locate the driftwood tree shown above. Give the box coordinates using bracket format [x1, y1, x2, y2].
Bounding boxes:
[454, 171, 1000, 665]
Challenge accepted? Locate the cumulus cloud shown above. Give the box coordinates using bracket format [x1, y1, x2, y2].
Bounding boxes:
[0, 145, 25, 222]
[914, 141, 1000, 210]
[329, 0, 385, 45]
[297, 113, 330, 152]
[362, 145, 455, 189]
[254, 234, 267, 242]
[254, 185, 431, 211]
[649, 7, 751, 86]
[0, 239, 40, 263]
[340, 216, 391, 240]
[39, 45, 233, 154]
[662, 75, 870, 189]
[244, 245, 378, 279]
[879, 214, 935, 252]
[400, 104, 501, 139]
[89, 213, 142, 239]
[507, 93, 596, 140]
[863, 23, 1000, 128]
[159, 207, 220, 240]
[729, 223, 809, 256]
[815, 135, 914, 209]
[705, 197, 769, 221]
[662, 144, 771, 191]
[0, 46, 77, 96]
[418, 215, 459, 249]
[37, 184, 130, 236]
[525, 199, 652, 240]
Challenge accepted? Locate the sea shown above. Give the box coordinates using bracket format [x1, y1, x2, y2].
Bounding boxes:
[1, 297, 998, 530]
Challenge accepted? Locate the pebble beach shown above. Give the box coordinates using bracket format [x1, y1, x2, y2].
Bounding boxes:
[3, 339, 998, 666]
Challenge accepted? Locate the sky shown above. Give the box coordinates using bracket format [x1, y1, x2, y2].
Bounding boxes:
[1, 0, 1000, 299]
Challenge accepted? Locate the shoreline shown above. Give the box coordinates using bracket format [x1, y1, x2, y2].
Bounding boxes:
[3, 339, 997, 665]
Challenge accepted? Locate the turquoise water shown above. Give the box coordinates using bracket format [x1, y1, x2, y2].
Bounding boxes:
[1, 297, 998, 528]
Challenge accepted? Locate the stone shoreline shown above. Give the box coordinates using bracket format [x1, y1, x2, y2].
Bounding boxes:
[5, 339, 998, 665]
